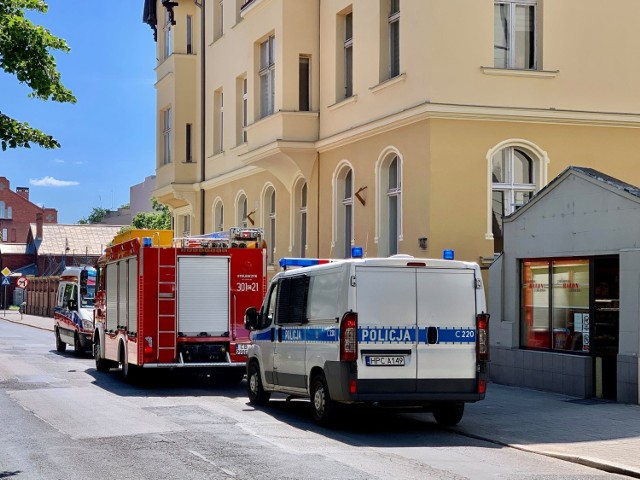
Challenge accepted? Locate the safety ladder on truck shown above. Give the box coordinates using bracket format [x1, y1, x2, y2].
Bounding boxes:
[157, 245, 177, 363]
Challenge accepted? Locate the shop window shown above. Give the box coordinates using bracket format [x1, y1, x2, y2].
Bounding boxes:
[521, 258, 590, 352]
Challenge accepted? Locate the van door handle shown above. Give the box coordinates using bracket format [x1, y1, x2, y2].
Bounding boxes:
[427, 326, 438, 344]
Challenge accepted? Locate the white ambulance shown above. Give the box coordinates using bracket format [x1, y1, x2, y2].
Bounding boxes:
[244, 254, 489, 426]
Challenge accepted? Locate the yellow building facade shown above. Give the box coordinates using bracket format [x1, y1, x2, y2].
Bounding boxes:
[144, 0, 640, 276]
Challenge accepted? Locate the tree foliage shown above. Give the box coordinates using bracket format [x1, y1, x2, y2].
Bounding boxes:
[118, 198, 171, 233]
[0, 0, 76, 150]
[78, 206, 109, 224]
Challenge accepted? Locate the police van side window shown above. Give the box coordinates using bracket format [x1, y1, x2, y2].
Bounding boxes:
[275, 275, 310, 325]
[264, 283, 278, 328]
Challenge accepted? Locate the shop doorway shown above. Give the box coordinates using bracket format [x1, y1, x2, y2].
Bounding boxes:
[592, 256, 619, 400]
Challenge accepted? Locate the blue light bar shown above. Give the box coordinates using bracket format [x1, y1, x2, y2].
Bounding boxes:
[351, 246, 363, 258]
[443, 249, 455, 260]
[279, 258, 331, 269]
[142, 237, 153, 247]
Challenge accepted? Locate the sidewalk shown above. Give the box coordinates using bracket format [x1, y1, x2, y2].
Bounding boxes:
[2, 312, 640, 478]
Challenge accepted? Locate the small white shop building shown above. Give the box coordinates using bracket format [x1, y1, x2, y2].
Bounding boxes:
[489, 166, 640, 404]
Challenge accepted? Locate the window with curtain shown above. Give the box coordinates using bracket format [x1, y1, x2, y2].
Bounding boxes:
[214, 201, 224, 231]
[494, 0, 537, 69]
[386, 156, 401, 255]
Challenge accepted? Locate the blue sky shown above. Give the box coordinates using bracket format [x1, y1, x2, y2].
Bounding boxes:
[0, 0, 157, 224]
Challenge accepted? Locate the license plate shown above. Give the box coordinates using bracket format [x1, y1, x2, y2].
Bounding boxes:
[365, 355, 405, 366]
[235, 343, 249, 356]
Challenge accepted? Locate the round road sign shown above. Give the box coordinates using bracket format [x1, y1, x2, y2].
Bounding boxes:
[16, 277, 29, 289]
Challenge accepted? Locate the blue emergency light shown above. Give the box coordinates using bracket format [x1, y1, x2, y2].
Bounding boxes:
[279, 258, 331, 269]
[142, 237, 153, 247]
[443, 249, 455, 260]
[351, 246, 363, 258]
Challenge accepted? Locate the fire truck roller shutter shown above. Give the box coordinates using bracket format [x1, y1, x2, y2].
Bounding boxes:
[106, 263, 118, 332]
[177, 256, 230, 336]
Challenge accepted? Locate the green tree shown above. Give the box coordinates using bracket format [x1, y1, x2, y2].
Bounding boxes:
[78, 206, 109, 224]
[119, 198, 171, 233]
[0, 0, 76, 151]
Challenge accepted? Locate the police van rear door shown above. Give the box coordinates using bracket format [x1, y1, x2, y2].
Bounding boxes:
[355, 265, 418, 392]
[416, 267, 477, 392]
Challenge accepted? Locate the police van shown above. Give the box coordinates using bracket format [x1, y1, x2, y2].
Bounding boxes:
[244, 254, 489, 426]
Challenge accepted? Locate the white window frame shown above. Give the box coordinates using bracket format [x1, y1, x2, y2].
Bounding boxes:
[259, 35, 275, 118]
[213, 199, 224, 232]
[162, 108, 172, 165]
[262, 186, 276, 266]
[388, 0, 400, 78]
[299, 182, 307, 258]
[242, 77, 248, 142]
[333, 163, 354, 259]
[376, 150, 402, 256]
[494, 0, 537, 70]
[485, 140, 549, 248]
[344, 12, 353, 98]
[237, 192, 248, 228]
[163, 8, 172, 60]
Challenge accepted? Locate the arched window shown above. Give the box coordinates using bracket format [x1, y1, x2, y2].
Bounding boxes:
[334, 166, 354, 258]
[237, 193, 248, 228]
[377, 151, 402, 256]
[293, 179, 308, 258]
[490, 145, 541, 253]
[213, 199, 224, 231]
[263, 186, 276, 265]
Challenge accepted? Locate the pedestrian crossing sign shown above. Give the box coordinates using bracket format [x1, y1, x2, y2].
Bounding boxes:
[2, 277, 9, 286]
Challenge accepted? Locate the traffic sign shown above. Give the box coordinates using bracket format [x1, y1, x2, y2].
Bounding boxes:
[1, 267, 10, 277]
[16, 277, 29, 289]
[1, 277, 9, 286]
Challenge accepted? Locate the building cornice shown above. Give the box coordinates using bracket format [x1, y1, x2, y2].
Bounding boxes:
[200, 166, 261, 190]
[316, 102, 640, 152]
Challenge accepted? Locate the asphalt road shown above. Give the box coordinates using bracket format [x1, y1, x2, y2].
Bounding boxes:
[0, 320, 630, 480]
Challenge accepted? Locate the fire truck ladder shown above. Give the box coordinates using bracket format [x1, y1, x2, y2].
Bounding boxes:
[157, 247, 177, 362]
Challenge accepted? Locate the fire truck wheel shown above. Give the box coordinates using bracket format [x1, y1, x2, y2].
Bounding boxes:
[120, 350, 140, 383]
[94, 337, 113, 373]
[432, 403, 465, 426]
[55, 328, 67, 353]
[310, 373, 336, 426]
[247, 362, 270, 405]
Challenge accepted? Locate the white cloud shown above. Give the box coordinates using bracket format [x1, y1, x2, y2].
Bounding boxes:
[75, 161, 84, 165]
[54, 159, 65, 164]
[29, 176, 79, 187]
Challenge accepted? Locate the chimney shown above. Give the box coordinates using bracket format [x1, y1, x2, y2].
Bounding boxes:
[16, 187, 29, 201]
[36, 213, 43, 240]
[43, 208, 58, 223]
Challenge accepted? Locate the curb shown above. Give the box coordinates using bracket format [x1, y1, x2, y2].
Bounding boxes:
[449, 428, 640, 479]
[0, 315, 53, 332]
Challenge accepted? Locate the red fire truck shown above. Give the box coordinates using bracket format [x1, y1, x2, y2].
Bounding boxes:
[92, 228, 266, 382]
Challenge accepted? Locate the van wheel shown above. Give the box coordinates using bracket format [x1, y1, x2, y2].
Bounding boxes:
[94, 337, 112, 373]
[433, 403, 465, 426]
[247, 362, 270, 405]
[310, 373, 336, 426]
[55, 328, 67, 353]
[73, 333, 82, 355]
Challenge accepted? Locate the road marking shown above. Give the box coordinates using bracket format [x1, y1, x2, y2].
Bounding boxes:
[188, 450, 236, 477]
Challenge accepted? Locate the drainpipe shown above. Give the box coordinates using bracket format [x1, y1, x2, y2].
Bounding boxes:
[197, 0, 206, 234]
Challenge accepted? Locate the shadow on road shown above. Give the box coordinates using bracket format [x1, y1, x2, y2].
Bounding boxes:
[86, 366, 249, 399]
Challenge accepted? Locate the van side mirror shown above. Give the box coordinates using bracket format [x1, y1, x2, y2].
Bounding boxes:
[245, 307, 259, 330]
